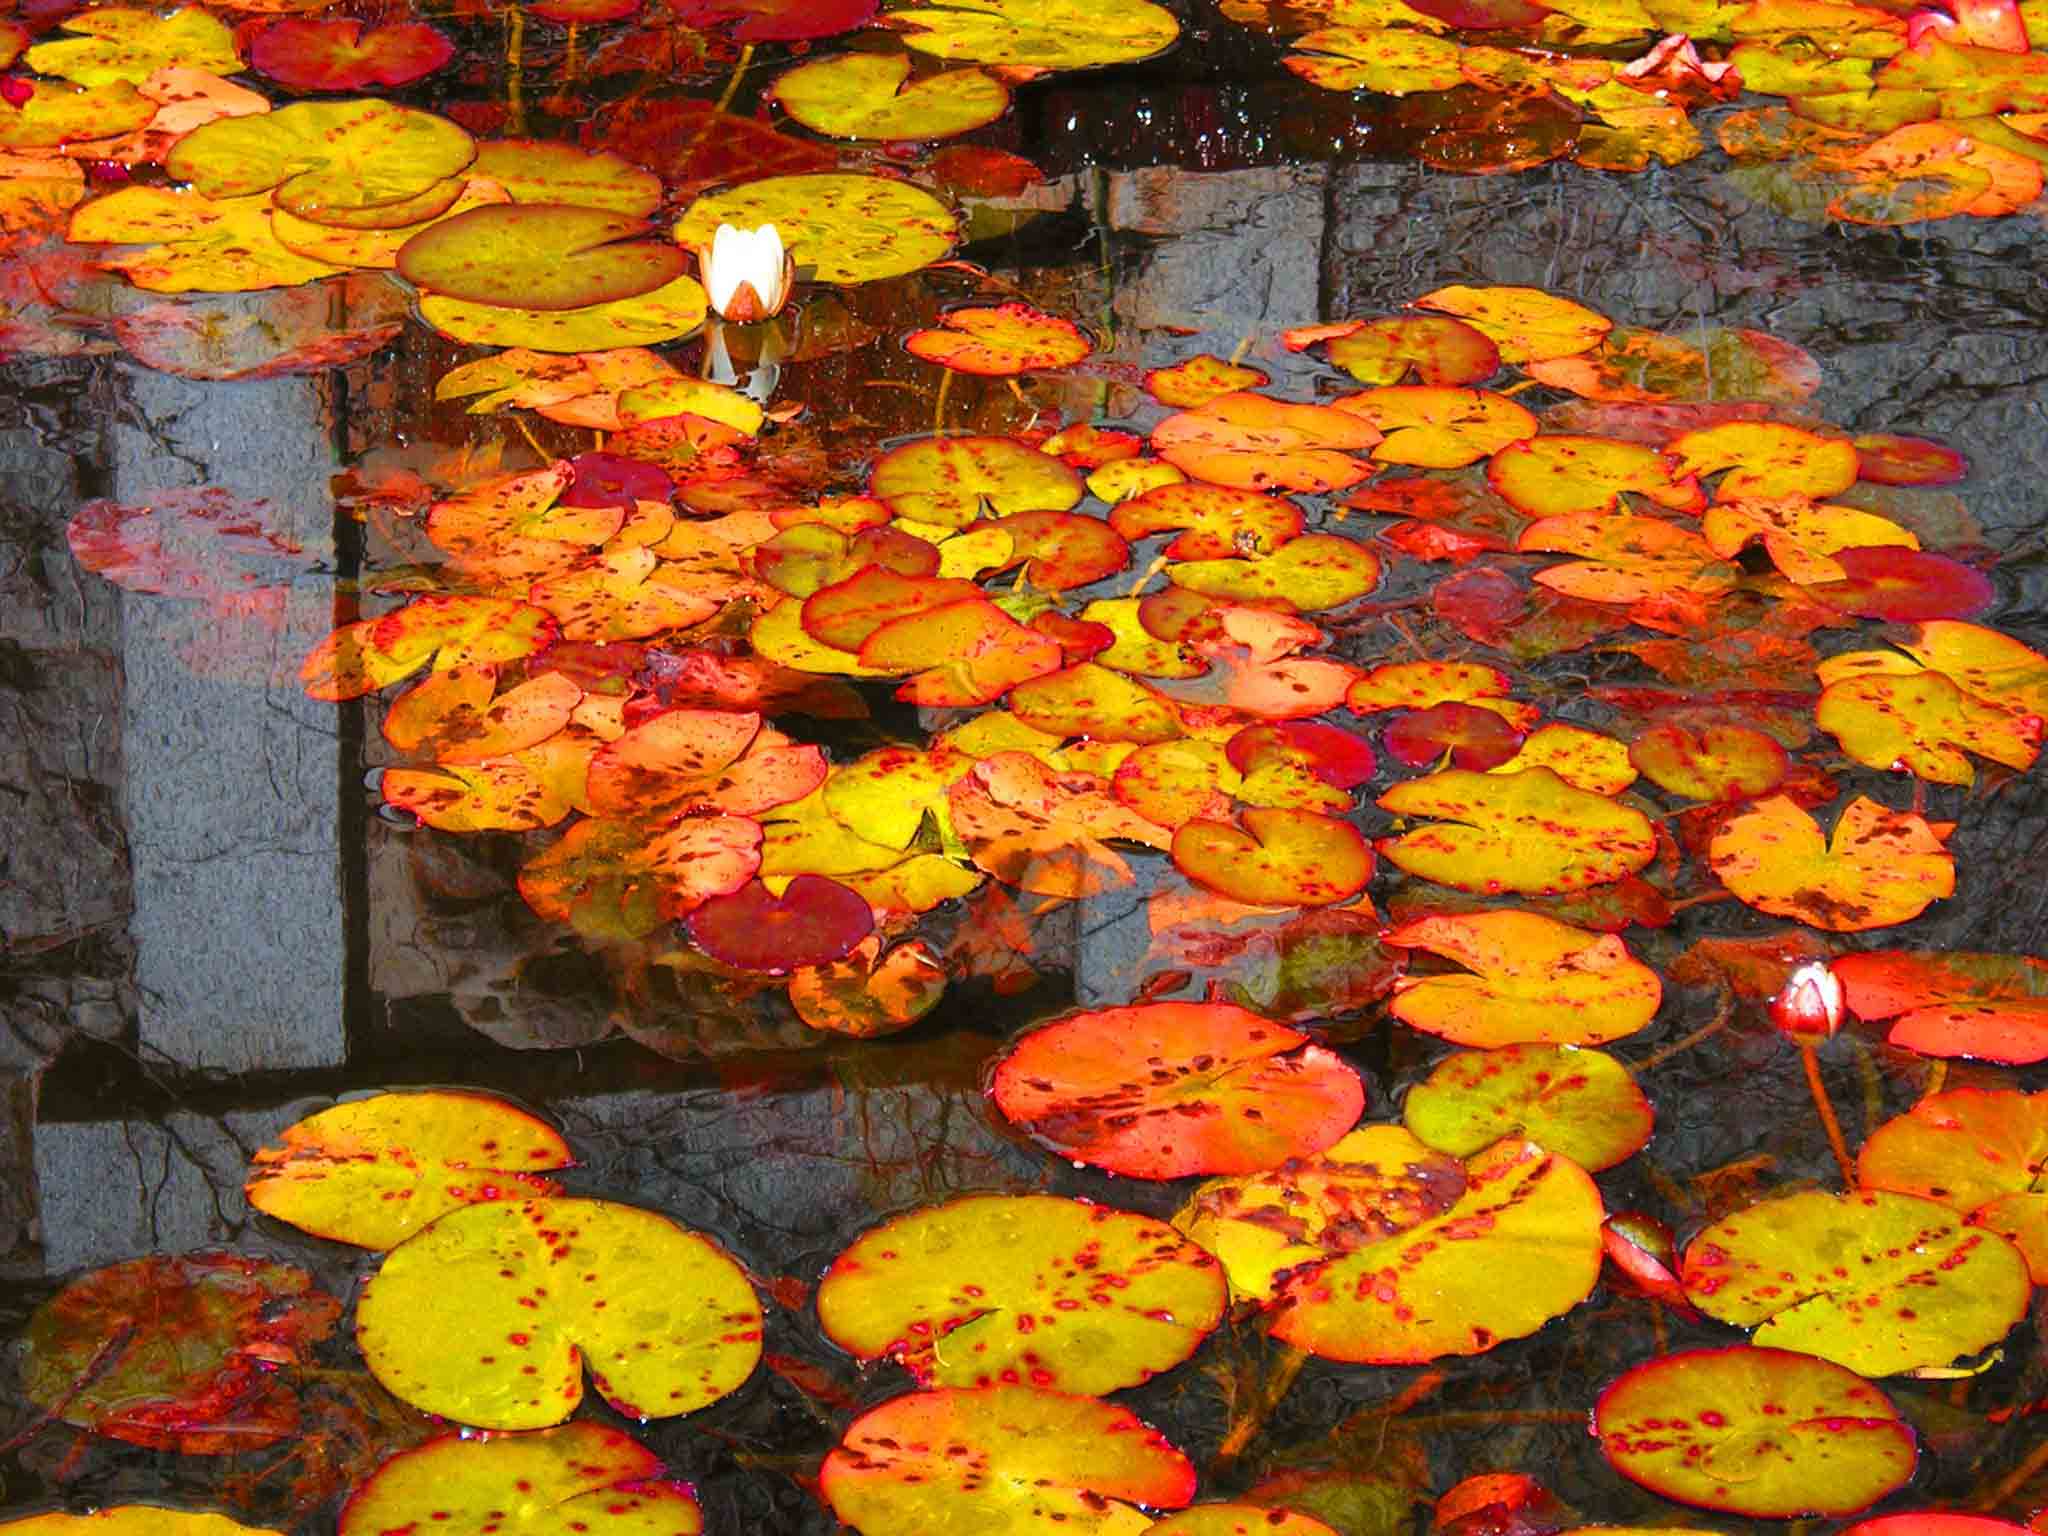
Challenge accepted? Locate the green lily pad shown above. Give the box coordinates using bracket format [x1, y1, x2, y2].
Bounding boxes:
[673, 172, 956, 284]
[397, 204, 684, 311]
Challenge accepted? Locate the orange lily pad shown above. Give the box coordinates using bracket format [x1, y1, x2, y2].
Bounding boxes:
[1107, 482, 1304, 560]
[1151, 391, 1379, 493]
[1856, 1087, 2048, 1283]
[1296, 313, 1499, 386]
[1707, 795, 1954, 932]
[1629, 721, 1788, 802]
[1172, 808, 1373, 908]
[1415, 283, 1611, 363]
[988, 1000, 1366, 1178]
[518, 814, 761, 940]
[1383, 909, 1662, 1047]
[1835, 950, 2048, 1064]
[904, 301, 1091, 375]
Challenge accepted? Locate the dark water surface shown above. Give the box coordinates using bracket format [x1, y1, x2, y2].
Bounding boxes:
[3, 2, 2048, 1532]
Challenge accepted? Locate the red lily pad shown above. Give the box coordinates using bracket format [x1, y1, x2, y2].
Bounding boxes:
[1383, 701, 1524, 770]
[247, 19, 454, 91]
[668, 0, 877, 41]
[1853, 432, 1968, 487]
[23, 1254, 341, 1455]
[685, 874, 874, 974]
[1594, 1345, 1917, 1518]
[1814, 546, 1996, 621]
[988, 1000, 1366, 1179]
[816, 1193, 1226, 1392]
[68, 488, 311, 600]
[560, 450, 673, 508]
[820, 1387, 1195, 1536]
[1834, 949, 2048, 1063]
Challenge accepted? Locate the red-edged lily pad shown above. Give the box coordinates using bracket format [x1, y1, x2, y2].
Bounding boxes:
[820, 1386, 1195, 1536]
[1857, 1087, 2048, 1283]
[988, 1000, 1365, 1179]
[1594, 1345, 1917, 1518]
[247, 19, 454, 91]
[1403, 1044, 1653, 1171]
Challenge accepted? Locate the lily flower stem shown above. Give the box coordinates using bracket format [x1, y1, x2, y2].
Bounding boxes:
[713, 43, 756, 117]
[505, 3, 526, 134]
[932, 368, 954, 436]
[1799, 1041, 1856, 1187]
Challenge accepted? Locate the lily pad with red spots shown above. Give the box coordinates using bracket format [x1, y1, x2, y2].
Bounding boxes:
[23, 1254, 341, 1455]
[1, 1514, 284, 1536]
[1402, 1043, 1653, 1171]
[398, 204, 685, 312]
[1383, 701, 1525, 770]
[988, 1000, 1365, 1179]
[1377, 766, 1658, 896]
[1151, 392, 1380, 493]
[1172, 808, 1373, 908]
[686, 874, 874, 973]
[817, 1193, 1225, 1392]
[1629, 721, 1788, 802]
[1594, 1345, 1917, 1518]
[356, 1197, 761, 1429]
[337, 1422, 701, 1536]
[245, 1089, 573, 1250]
[1856, 1087, 2048, 1283]
[820, 1386, 1195, 1536]
[1842, 944, 2048, 1064]
[1177, 1126, 1604, 1363]
[870, 434, 1084, 529]
[905, 302, 1090, 374]
[1680, 1188, 2030, 1376]
[1707, 795, 1954, 933]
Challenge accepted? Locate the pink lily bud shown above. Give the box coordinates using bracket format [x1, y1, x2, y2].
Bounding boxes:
[1771, 960, 1844, 1043]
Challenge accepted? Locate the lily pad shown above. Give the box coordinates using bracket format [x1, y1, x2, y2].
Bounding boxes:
[0, 1515, 282, 1536]
[356, 1196, 761, 1428]
[1403, 1043, 1653, 1171]
[673, 173, 956, 284]
[244, 1089, 573, 1250]
[1376, 766, 1658, 895]
[1836, 949, 2048, 1064]
[817, 1193, 1225, 1392]
[1384, 910, 1661, 1047]
[905, 301, 1091, 375]
[1857, 1087, 2048, 1283]
[870, 434, 1083, 528]
[398, 204, 684, 311]
[1707, 795, 1955, 932]
[338, 1422, 701, 1536]
[417, 274, 708, 352]
[1594, 1345, 1916, 1518]
[686, 874, 873, 972]
[882, 0, 1181, 69]
[24, 1254, 340, 1454]
[1681, 1188, 2030, 1376]
[774, 51, 1009, 140]
[988, 1000, 1366, 1179]
[820, 1386, 1195, 1536]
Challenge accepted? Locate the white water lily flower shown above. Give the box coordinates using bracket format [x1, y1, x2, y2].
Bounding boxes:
[697, 222, 794, 323]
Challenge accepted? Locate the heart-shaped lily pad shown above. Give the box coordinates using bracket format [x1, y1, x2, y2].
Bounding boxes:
[988, 1000, 1365, 1178]
[1377, 766, 1657, 895]
[1383, 910, 1662, 1047]
[686, 874, 873, 972]
[1, 1514, 282, 1536]
[817, 1193, 1225, 1392]
[166, 99, 475, 223]
[1857, 1086, 2048, 1282]
[356, 1196, 761, 1428]
[1171, 808, 1374, 907]
[1402, 1043, 1653, 1171]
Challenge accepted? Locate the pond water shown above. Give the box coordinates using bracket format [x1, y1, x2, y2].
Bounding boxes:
[3, 0, 2048, 1532]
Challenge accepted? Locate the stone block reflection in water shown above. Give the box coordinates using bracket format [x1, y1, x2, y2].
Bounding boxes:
[2, 0, 2047, 1532]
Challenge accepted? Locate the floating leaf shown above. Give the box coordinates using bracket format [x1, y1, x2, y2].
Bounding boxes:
[1415, 283, 1611, 362]
[70, 185, 346, 293]
[1487, 434, 1701, 517]
[1331, 385, 1536, 468]
[1818, 669, 2041, 786]
[673, 173, 955, 283]
[1629, 721, 1788, 802]
[245, 1090, 572, 1249]
[24, 1255, 340, 1454]
[871, 434, 1083, 528]
[773, 51, 1009, 140]
[1384, 910, 1662, 1047]
[165, 99, 475, 223]
[1147, 354, 1269, 407]
[247, 18, 454, 90]
[1172, 808, 1373, 907]
[383, 667, 581, 763]
[1304, 313, 1499, 386]
[301, 595, 556, 701]
[470, 139, 665, 216]
[905, 301, 1090, 375]
[817, 1194, 1225, 1392]
[418, 273, 708, 352]
[357, 1197, 760, 1428]
[1403, 1043, 1653, 1171]
[1857, 1087, 2048, 1283]
[988, 1000, 1365, 1179]
[1144, 1509, 1338, 1536]
[1681, 1189, 2030, 1375]
[337, 1422, 701, 1536]
[398, 205, 684, 311]
[1, 1513, 282, 1536]
[1180, 1127, 1604, 1362]
[882, 0, 1182, 69]
[1166, 534, 1381, 612]
[1519, 511, 1734, 605]
[1152, 392, 1379, 493]
[1383, 701, 1524, 770]
[0, 81, 154, 148]
[787, 937, 946, 1037]
[1835, 950, 2048, 1064]
[820, 1387, 1195, 1536]
[1707, 795, 1954, 932]
[949, 750, 1169, 897]
[686, 874, 873, 972]
[1377, 766, 1657, 895]
[1594, 1346, 1916, 1518]
[1285, 27, 1464, 92]
[518, 814, 761, 940]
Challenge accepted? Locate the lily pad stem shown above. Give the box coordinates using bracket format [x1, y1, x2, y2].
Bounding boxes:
[713, 43, 756, 117]
[1800, 1041, 1855, 1187]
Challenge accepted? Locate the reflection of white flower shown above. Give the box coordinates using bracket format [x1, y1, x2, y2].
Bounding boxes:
[697, 222, 793, 323]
